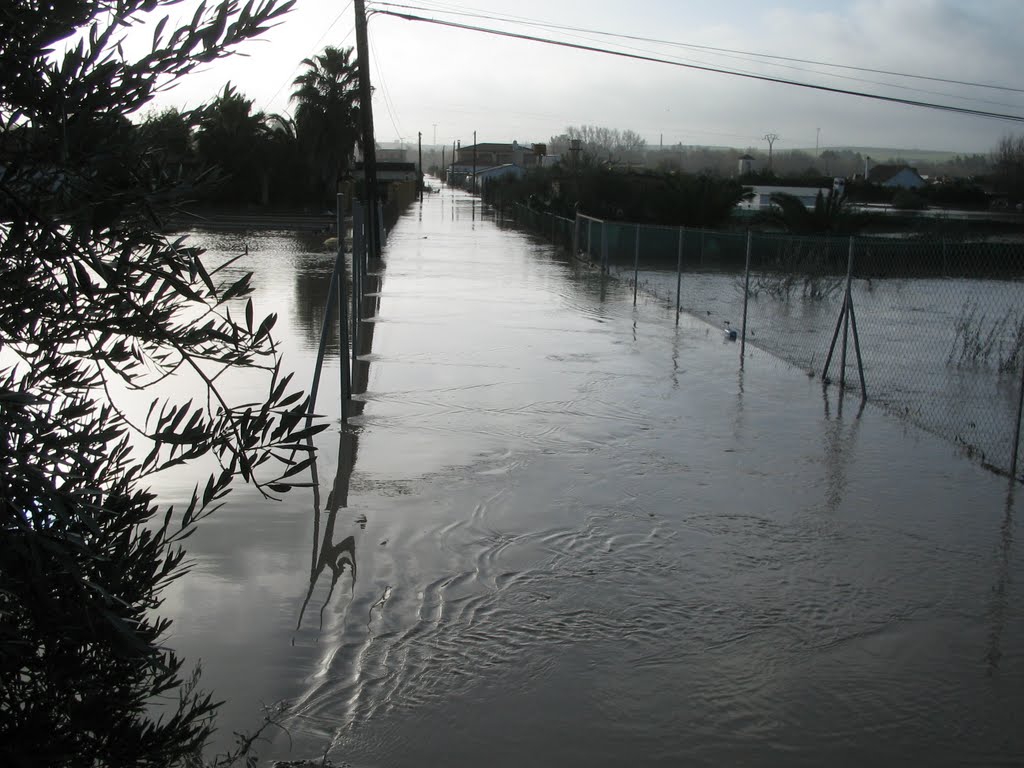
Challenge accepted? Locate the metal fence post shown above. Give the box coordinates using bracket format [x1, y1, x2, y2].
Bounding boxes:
[337, 194, 350, 415]
[351, 201, 363, 365]
[633, 225, 640, 305]
[309, 194, 349, 424]
[848, 239, 867, 399]
[675, 226, 683, 324]
[601, 220, 608, 273]
[840, 236, 854, 388]
[740, 229, 752, 364]
[1012, 353, 1024, 481]
[573, 214, 580, 259]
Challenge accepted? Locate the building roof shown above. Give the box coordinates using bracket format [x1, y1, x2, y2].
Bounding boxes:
[462, 143, 524, 153]
[474, 163, 524, 178]
[459, 142, 536, 153]
[867, 163, 923, 184]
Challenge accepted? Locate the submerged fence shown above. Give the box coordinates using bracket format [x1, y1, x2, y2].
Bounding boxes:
[509, 203, 1024, 481]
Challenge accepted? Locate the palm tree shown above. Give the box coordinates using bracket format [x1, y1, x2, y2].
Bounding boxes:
[760, 189, 874, 235]
[259, 113, 301, 204]
[291, 46, 361, 206]
[195, 82, 267, 203]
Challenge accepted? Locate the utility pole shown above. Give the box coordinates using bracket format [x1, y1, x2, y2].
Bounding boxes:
[763, 132, 779, 172]
[418, 131, 423, 202]
[354, 0, 380, 256]
[472, 130, 477, 194]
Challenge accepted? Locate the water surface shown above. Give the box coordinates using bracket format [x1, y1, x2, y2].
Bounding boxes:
[161, 188, 1022, 767]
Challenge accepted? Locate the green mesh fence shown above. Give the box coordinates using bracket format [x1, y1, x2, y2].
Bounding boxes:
[509, 203, 1024, 479]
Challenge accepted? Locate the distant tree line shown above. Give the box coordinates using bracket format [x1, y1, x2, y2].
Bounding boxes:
[479, 128, 1024, 232]
[545, 126, 995, 183]
[482, 164, 750, 228]
[548, 125, 648, 165]
[121, 45, 361, 212]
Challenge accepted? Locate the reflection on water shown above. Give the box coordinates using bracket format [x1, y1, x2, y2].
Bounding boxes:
[297, 427, 358, 634]
[297, 245, 386, 633]
[822, 387, 865, 514]
[165, 189, 1023, 767]
[986, 482, 1016, 674]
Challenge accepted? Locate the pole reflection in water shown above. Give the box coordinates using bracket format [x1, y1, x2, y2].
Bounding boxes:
[985, 480, 1016, 674]
[295, 240, 386, 635]
[296, 426, 358, 634]
[822, 385, 865, 514]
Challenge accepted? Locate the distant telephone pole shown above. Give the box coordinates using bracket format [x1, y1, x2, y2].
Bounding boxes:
[472, 130, 477, 194]
[763, 132, 779, 172]
[418, 131, 423, 201]
[354, 0, 380, 256]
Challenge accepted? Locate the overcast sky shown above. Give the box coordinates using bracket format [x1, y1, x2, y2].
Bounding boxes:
[141, 0, 1024, 154]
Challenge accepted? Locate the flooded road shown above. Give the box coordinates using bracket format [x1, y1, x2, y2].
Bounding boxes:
[163, 188, 1022, 767]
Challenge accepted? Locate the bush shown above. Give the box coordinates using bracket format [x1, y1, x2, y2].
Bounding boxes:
[0, 1, 325, 766]
[892, 189, 928, 210]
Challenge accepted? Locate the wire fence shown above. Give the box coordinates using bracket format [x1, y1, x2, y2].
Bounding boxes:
[509, 203, 1024, 480]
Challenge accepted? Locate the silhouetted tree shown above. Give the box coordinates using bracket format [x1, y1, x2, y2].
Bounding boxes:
[259, 112, 305, 205]
[195, 83, 269, 204]
[291, 45, 361, 206]
[483, 166, 749, 228]
[0, 2, 329, 767]
[550, 125, 648, 164]
[993, 134, 1024, 200]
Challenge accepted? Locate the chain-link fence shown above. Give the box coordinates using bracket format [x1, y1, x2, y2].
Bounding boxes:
[509, 203, 1024, 480]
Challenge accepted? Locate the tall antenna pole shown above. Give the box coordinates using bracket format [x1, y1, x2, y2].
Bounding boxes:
[763, 132, 779, 172]
[354, 0, 381, 256]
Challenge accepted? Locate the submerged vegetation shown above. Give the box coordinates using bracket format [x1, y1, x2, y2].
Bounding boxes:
[948, 302, 1024, 373]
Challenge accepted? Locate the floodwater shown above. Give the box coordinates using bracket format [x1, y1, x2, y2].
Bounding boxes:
[621, 265, 1024, 472]
[160, 187, 1023, 767]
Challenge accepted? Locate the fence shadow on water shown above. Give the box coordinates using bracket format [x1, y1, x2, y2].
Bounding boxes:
[506, 202, 1024, 481]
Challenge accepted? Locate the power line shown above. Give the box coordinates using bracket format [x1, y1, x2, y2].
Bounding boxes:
[262, 2, 356, 115]
[371, 8, 1024, 124]
[367, 25, 405, 141]
[373, 1, 1024, 96]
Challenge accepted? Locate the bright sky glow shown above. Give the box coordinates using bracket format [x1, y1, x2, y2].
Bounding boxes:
[140, 0, 1024, 154]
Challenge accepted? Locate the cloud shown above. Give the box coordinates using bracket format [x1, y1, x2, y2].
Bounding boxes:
[141, 0, 1024, 154]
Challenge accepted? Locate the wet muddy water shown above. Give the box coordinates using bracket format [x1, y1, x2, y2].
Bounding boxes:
[161, 189, 1022, 767]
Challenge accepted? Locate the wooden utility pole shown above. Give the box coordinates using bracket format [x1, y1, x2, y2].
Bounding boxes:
[418, 130, 423, 202]
[354, 0, 380, 256]
[472, 130, 477, 194]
